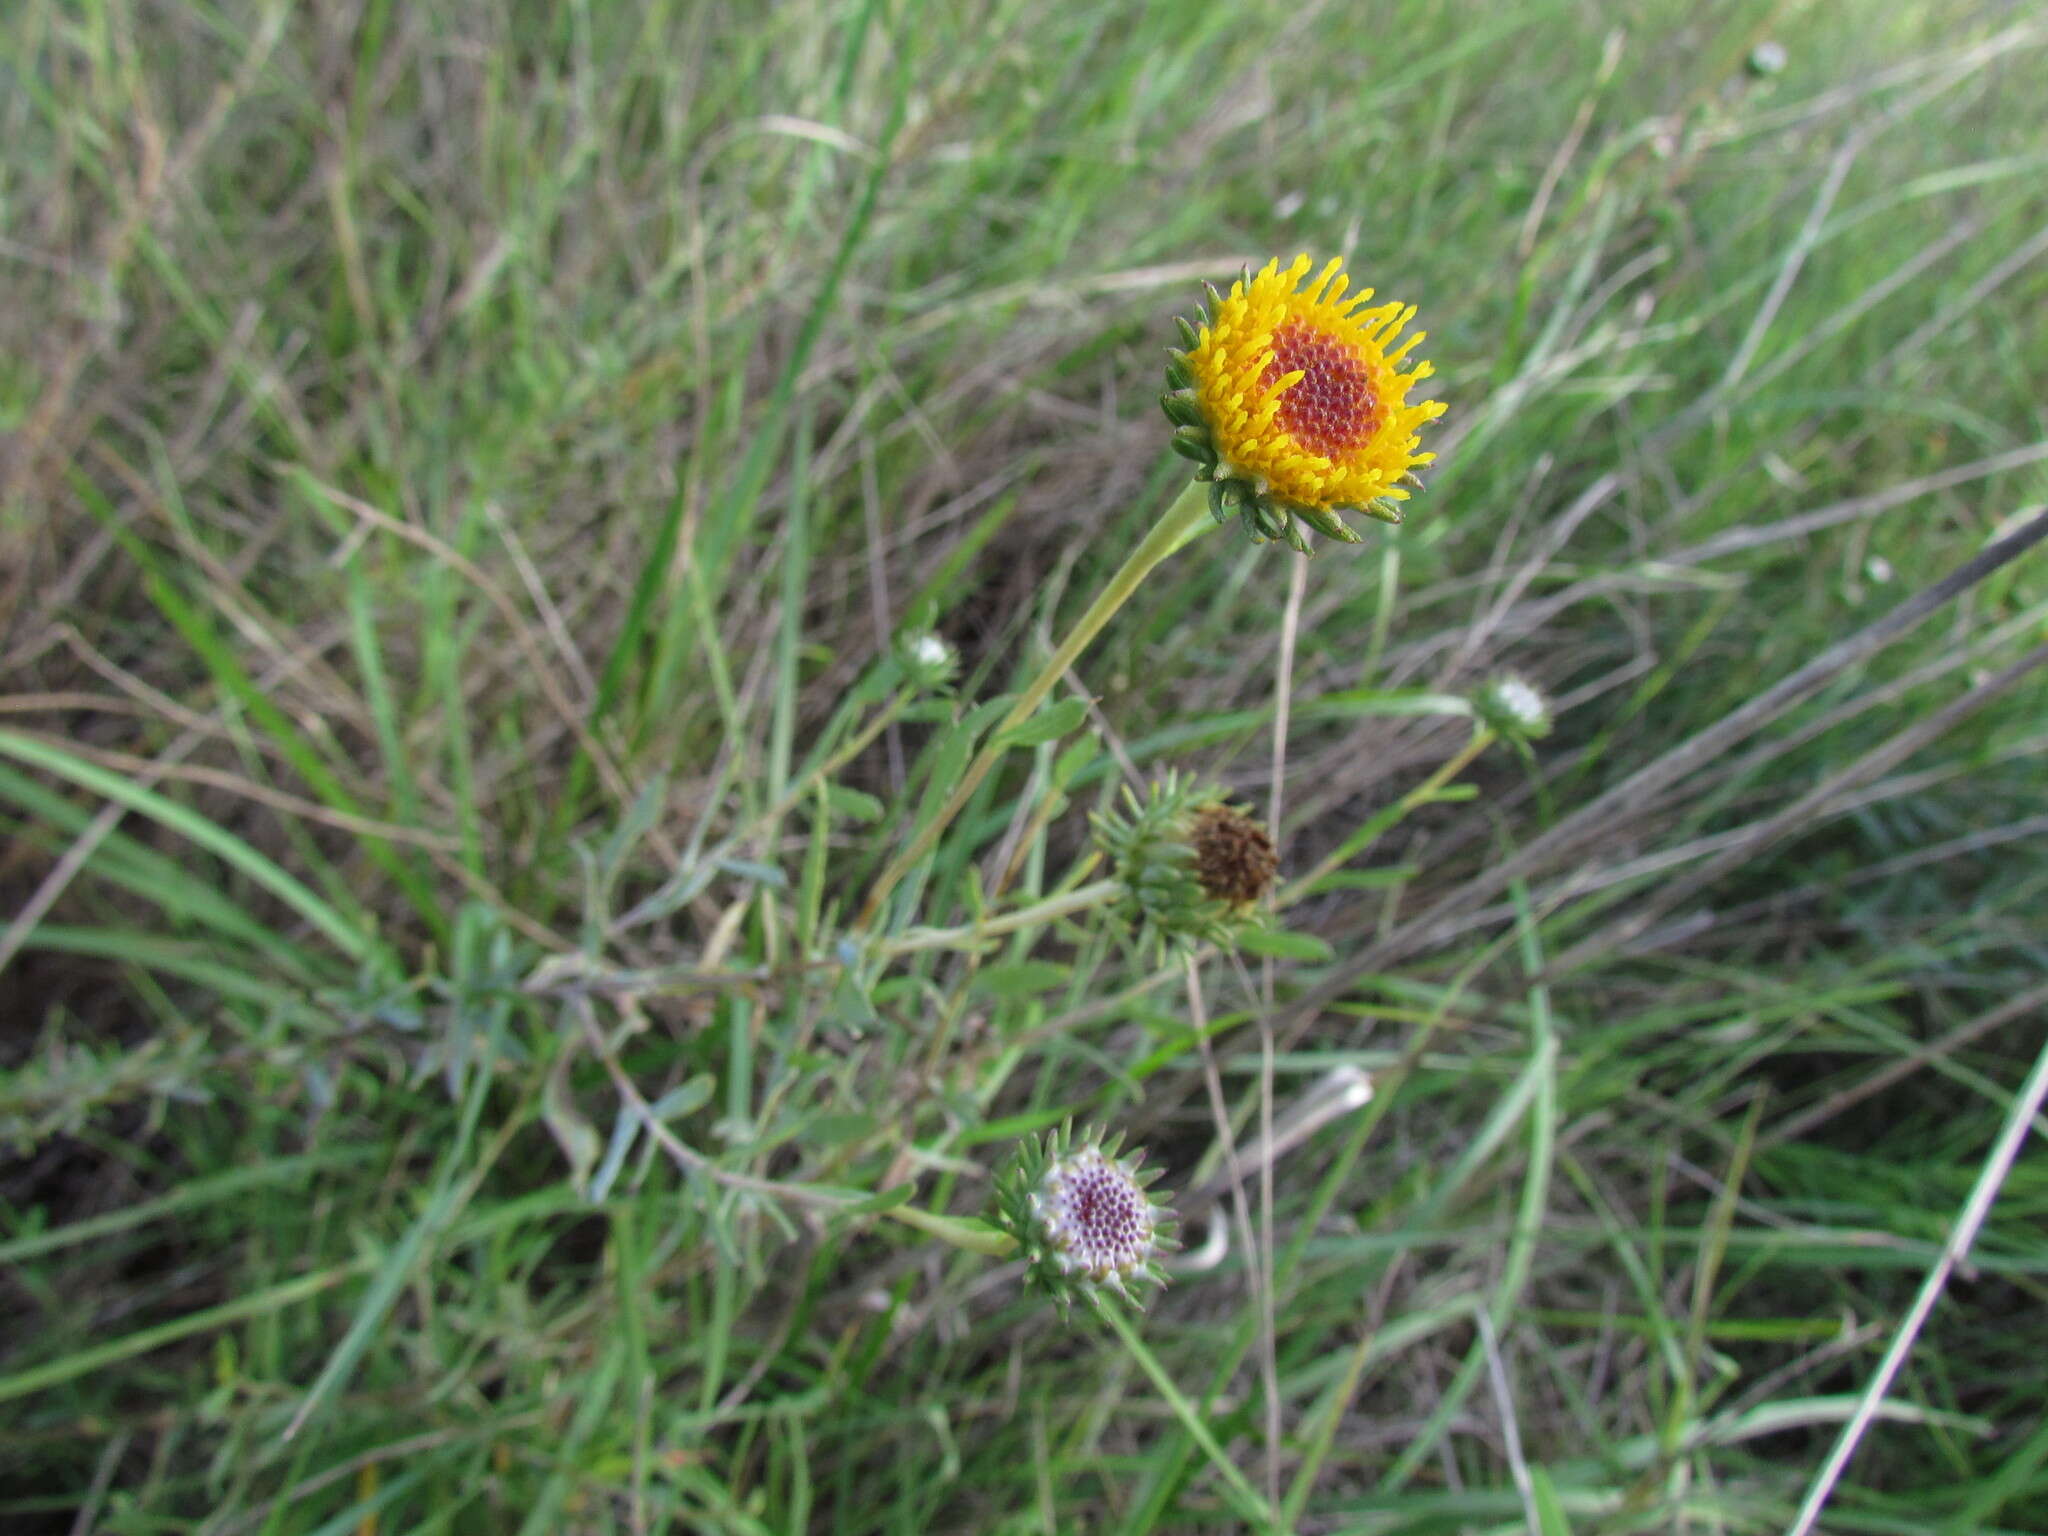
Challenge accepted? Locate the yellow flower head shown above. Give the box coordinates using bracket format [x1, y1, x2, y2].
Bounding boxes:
[1161, 254, 1447, 553]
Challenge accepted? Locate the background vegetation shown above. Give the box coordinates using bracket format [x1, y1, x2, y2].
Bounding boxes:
[4, 0, 2046, 1530]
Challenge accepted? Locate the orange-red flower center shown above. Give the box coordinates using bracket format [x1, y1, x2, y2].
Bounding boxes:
[1258, 320, 1380, 460]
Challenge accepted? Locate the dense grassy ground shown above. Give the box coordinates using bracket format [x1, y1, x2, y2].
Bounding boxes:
[5, 0, 2048, 1530]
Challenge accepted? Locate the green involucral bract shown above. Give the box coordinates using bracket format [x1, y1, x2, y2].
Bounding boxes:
[1091, 772, 1278, 955]
[990, 1125, 1178, 1319]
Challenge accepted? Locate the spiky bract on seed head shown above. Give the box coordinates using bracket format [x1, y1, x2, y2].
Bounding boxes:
[990, 1124, 1177, 1318]
[1091, 772, 1278, 954]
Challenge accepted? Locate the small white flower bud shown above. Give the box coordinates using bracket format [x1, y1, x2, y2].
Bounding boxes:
[1475, 672, 1553, 741]
[898, 631, 958, 691]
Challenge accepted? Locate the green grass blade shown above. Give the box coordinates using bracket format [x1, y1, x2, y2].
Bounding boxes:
[0, 730, 376, 967]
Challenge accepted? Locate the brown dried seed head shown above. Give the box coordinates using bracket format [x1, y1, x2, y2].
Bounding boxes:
[1189, 803, 1278, 907]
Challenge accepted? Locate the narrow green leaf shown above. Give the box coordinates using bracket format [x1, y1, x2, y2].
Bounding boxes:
[1234, 927, 1335, 963]
[1052, 734, 1100, 789]
[283, 1025, 497, 1441]
[0, 730, 374, 966]
[973, 960, 1073, 998]
[649, 1076, 717, 1121]
[586, 1106, 642, 1204]
[995, 697, 1089, 749]
[0, 1149, 373, 1265]
[1311, 866, 1419, 891]
[0, 1265, 361, 1407]
[1530, 1467, 1577, 1536]
[714, 855, 788, 888]
[825, 784, 886, 823]
[805, 1112, 877, 1147]
[844, 1183, 917, 1215]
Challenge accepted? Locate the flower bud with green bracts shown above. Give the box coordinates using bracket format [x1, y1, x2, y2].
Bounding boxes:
[991, 1125, 1178, 1318]
[1473, 672, 1553, 743]
[1091, 772, 1278, 955]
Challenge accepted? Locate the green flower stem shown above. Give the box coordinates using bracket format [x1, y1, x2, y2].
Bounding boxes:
[857, 480, 1215, 929]
[1098, 1302, 1278, 1531]
[734, 1182, 1014, 1259]
[1277, 726, 1497, 909]
[882, 1204, 1017, 1257]
[878, 878, 1122, 956]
